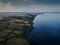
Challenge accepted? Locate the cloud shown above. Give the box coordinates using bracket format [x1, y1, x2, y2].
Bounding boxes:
[0, 0, 60, 6]
[0, 0, 35, 4]
[0, 0, 60, 3]
[0, 3, 60, 12]
[0, 0, 60, 12]
[33, 0, 60, 3]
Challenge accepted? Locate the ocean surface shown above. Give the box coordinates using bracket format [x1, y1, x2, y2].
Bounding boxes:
[29, 13, 60, 45]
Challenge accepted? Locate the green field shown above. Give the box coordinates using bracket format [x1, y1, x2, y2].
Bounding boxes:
[0, 14, 34, 45]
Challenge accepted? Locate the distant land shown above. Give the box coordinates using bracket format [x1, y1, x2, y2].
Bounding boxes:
[0, 12, 60, 15]
[0, 12, 44, 15]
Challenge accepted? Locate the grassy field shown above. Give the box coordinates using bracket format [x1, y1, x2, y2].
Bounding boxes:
[0, 14, 33, 45]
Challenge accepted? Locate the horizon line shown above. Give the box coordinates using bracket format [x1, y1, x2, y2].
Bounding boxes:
[0, 12, 60, 13]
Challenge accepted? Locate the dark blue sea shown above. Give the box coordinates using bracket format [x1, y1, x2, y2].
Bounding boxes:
[29, 13, 60, 45]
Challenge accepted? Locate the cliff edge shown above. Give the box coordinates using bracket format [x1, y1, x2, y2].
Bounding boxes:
[0, 13, 37, 45]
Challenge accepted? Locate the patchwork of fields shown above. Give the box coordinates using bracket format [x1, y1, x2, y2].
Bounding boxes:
[0, 13, 36, 45]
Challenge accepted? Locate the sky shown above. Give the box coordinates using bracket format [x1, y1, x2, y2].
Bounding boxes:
[0, 0, 60, 12]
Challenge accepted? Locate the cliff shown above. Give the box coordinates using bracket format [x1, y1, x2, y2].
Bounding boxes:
[0, 13, 37, 45]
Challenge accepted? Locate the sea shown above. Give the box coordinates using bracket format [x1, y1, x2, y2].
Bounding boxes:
[29, 12, 60, 45]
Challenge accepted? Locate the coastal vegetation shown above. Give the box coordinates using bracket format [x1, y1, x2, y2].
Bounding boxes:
[0, 14, 36, 45]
